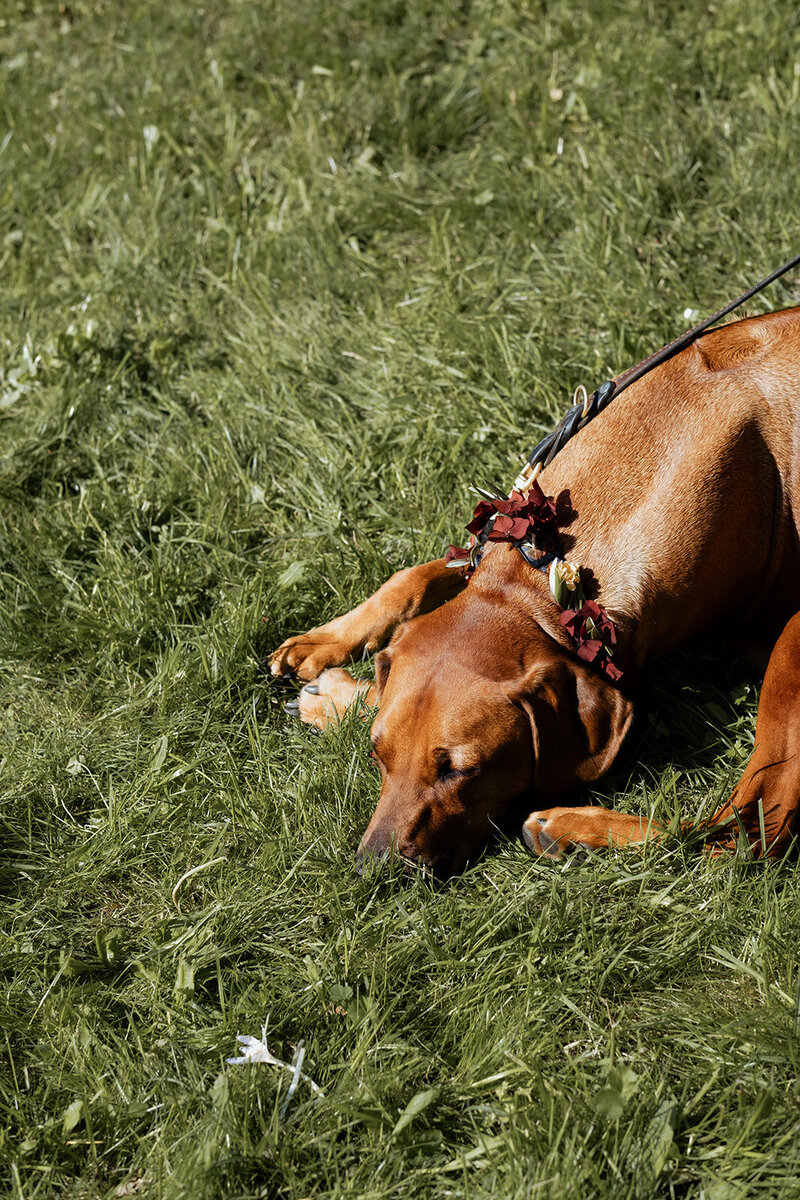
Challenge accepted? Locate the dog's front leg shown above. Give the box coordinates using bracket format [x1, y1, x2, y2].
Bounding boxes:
[526, 608, 800, 861]
[270, 558, 465, 681]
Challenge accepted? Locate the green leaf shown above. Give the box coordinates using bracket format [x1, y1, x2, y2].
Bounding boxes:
[594, 1086, 626, 1120]
[62, 1099, 84, 1135]
[174, 959, 195, 1001]
[552, 572, 568, 607]
[95, 927, 124, 966]
[595, 1066, 639, 1119]
[608, 1065, 639, 1100]
[641, 1098, 679, 1177]
[59, 951, 101, 977]
[303, 956, 321, 983]
[277, 561, 306, 589]
[392, 1087, 439, 1137]
[442, 1134, 505, 1171]
[149, 735, 168, 773]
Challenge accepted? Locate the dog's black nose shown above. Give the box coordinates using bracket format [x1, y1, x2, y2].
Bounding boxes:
[355, 840, 391, 876]
[356, 830, 442, 879]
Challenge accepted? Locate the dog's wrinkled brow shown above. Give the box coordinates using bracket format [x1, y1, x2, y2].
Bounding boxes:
[433, 746, 480, 777]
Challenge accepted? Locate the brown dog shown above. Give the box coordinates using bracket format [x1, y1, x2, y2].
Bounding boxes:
[271, 307, 800, 876]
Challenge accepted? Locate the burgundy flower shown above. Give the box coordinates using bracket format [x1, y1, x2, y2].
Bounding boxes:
[453, 480, 622, 682]
[444, 542, 477, 580]
[466, 482, 559, 546]
[489, 514, 530, 540]
[466, 500, 499, 538]
[560, 600, 622, 682]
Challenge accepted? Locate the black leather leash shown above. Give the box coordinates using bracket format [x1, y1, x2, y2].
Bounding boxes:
[518, 250, 800, 482]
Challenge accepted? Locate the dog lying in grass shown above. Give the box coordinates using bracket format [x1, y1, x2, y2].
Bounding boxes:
[271, 308, 800, 877]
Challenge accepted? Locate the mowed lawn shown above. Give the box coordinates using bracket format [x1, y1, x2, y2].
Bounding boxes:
[2, 1, 800, 1196]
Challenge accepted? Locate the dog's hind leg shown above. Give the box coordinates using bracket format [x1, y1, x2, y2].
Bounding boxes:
[270, 558, 465, 681]
[706, 610, 800, 857]
[522, 806, 665, 858]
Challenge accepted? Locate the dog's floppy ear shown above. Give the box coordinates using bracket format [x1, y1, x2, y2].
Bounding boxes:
[516, 657, 633, 798]
[374, 649, 392, 699]
[374, 619, 414, 699]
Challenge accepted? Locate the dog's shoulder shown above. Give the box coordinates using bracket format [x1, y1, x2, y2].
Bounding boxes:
[694, 306, 800, 373]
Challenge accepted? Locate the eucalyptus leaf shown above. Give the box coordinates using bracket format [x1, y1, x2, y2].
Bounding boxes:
[174, 959, 195, 1001]
[62, 1099, 84, 1135]
[392, 1087, 440, 1137]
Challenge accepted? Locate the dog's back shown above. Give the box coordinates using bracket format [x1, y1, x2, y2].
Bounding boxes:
[525, 307, 800, 661]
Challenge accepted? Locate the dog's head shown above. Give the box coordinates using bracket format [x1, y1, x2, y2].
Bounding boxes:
[358, 589, 633, 877]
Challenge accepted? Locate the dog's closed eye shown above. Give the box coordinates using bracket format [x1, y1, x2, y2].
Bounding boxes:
[433, 748, 479, 783]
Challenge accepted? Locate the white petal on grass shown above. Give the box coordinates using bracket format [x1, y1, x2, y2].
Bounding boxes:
[227, 1024, 324, 1097]
[227, 1031, 283, 1066]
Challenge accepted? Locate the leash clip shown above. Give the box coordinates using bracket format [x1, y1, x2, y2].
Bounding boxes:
[513, 459, 543, 492]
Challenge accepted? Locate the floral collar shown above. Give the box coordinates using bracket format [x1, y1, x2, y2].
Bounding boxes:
[444, 482, 623, 683]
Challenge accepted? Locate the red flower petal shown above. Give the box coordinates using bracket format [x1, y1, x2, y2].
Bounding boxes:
[577, 640, 603, 662]
[466, 500, 497, 536]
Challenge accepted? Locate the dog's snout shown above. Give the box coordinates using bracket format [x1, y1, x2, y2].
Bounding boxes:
[355, 843, 390, 876]
[356, 826, 435, 877]
[355, 823, 393, 874]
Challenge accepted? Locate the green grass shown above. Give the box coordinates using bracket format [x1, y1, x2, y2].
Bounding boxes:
[2, 0, 800, 1196]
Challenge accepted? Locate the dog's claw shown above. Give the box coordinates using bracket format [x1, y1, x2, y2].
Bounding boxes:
[303, 683, 320, 694]
[272, 673, 296, 689]
[537, 828, 558, 853]
[284, 699, 300, 715]
[265, 666, 295, 687]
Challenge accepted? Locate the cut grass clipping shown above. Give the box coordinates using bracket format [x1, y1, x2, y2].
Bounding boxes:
[2, 1, 800, 1198]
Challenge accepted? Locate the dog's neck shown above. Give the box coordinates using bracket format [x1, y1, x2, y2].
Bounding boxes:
[473, 540, 641, 673]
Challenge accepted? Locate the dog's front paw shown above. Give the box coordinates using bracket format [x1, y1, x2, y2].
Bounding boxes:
[283, 669, 377, 731]
[269, 618, 364, 681]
